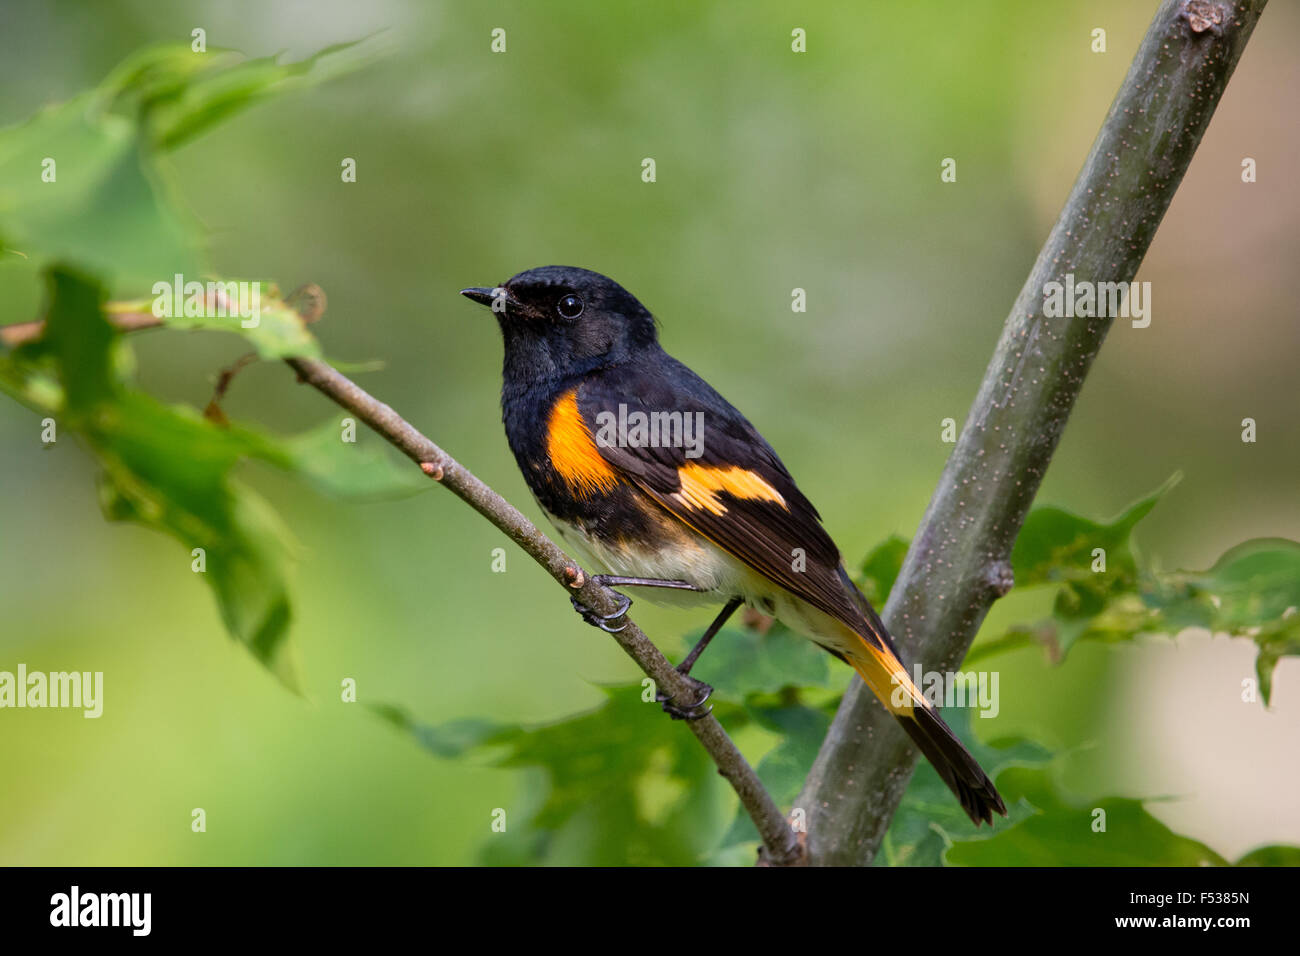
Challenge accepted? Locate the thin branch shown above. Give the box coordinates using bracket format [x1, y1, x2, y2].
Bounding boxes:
[793, 0, 1269, 865]
[282, 356, 803, 865]
[1, 311, 160, 347]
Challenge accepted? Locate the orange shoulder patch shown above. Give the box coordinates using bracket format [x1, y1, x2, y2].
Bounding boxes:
[673, 463, 787, 516]
[546, 389, 620, 496]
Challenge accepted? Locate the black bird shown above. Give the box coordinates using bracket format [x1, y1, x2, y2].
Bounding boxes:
[462, 266, 1005, 825]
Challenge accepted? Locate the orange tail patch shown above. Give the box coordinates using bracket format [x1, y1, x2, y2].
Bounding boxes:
[847, 639, 928, 717]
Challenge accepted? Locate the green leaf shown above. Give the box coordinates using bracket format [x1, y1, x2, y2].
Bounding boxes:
[718, 699, 831, 849]
[878, 707, 1049, 866]
[1233, 845, 1300, 866]
[885, 708, 1300, 867]
[0, 94, 201, 290]
[1011, 473, 1179, 586]
[0, 42, 374, 292]
[103, 41, 376, 152]
[1002, 474, 1179, 658]
[283, 416, 430, 499]
[691, 620, 829, 700]
[1144, 538, 1300, 705]
[109, 285, 322, 359]
[946, 765, 1230, 866]
[367, 704, 507, 759]
[967, 476, 1178, 664]
[29, 266, 302, 689]
[385, 686, 728, 866]
[857, 533, 909, 606]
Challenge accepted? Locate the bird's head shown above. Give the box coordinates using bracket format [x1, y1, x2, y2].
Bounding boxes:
[461, 266, 659, 387]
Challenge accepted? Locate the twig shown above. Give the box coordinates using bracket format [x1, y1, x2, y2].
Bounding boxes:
[793, 0, 1269, 865]
[283, 355, 803, 865]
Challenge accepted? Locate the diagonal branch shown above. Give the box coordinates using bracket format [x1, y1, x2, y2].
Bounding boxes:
[793, 0, 1269, 865]
[282, 356, 804, 865]
[4, 303, 803, 864]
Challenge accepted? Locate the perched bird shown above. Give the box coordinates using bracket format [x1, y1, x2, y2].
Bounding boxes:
[462, 266, 1006, 825]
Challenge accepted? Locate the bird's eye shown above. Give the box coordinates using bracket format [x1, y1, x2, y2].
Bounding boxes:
[557, 293, 584, 319]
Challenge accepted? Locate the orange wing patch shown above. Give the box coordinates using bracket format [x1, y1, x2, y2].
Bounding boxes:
[673, 463, 787, 516]
[546, 389, 620, 496]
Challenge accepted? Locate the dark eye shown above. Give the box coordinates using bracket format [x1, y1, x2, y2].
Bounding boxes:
[557, 293, 583, 319]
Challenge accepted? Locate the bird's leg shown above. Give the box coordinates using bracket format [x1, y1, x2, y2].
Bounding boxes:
[657, 596, 742, 721]
[677, 596, 742, 675]
[592, 575, 703, 591]
[568, 575, 703, 634]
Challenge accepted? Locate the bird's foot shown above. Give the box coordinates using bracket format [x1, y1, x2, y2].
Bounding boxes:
[656, 672, 714, 721]
[569, 592, 632, 633]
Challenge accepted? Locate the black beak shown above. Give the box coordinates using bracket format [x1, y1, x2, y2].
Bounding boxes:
[460, 287, 499, 307]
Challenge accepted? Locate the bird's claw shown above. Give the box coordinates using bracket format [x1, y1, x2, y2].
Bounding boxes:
[656, 674, 714, 720]
[570, 592, 632, 633]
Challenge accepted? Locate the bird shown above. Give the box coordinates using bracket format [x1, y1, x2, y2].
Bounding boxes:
[461, 265, 1006, 826]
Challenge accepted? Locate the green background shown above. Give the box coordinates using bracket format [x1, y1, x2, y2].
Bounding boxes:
[0, 0, 1297, 864]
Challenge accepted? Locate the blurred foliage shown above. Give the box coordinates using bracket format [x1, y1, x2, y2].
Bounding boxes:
[965, 476, 1300, 706]
[383, 482, 1300, 865]
[0, 41, 370, 291]
[0, 46, 416, 688]
[382, 476, 1300, 863]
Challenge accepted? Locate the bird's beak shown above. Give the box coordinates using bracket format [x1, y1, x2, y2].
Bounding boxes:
[460, 287, 500, 308]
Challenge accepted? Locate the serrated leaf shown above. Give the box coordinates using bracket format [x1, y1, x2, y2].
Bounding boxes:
[1145, 538, 1300, 705]
[1011, 473, 1179, 586]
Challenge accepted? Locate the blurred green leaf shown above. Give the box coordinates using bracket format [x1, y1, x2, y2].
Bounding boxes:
[1233, 845, 1300, 866]
[1145, 538, 1300, 705]
[856, 533, 909, 606]
[692, 620, 828, 700]
[878, 707, 1049, 866]
[367, 704, 507, 759]
[718, 698, 830, 849]
[944, 764, 1235, 866]
[996, 473, 1181, 659]
[101, 41, 375, 152]
[388, 686, 729, 866]
[33, 266, 303, 689]
[284, 416, 429, 500]
[1011, 473, 1179, 587]
[972, 532, 1300, 704]
[0, 94, 201, 290]
[885, 708, 1300, 866]
[109, 285, 321, 359]
[0, 42, 373, 292]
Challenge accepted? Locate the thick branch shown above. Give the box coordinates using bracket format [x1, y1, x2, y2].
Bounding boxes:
[283, 356, 803, 865]
[794, 0, 1268, 865]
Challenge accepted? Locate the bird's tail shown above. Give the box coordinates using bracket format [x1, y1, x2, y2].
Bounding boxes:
[837, 576, 1006, 825]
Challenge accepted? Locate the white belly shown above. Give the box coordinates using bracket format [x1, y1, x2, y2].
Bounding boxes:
[543, 506, 865, 660]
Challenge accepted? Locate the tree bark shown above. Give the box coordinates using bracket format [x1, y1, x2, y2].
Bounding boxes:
[794, 0, 1269, 866]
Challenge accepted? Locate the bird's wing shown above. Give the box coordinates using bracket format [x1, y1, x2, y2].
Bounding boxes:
[575, 360, 881, 648]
